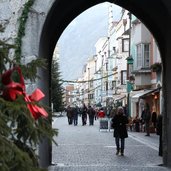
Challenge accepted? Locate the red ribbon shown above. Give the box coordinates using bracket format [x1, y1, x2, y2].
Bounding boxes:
[1, 67, 48, 120]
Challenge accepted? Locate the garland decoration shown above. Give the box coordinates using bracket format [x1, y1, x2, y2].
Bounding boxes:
[61, 73, 116, 83]
[15, 0, 35, 63]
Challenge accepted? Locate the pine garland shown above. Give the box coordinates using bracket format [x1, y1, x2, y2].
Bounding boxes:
[61, 73, 115, 83]
[15, 0, 35, 63]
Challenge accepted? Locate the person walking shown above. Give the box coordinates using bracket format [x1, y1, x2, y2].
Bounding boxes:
[98, 108, 105, 118]
[152, 111, 157, 130]
[142, 103, 151, 136]
[66, 105, 73, 125]
[73, 105, 79, 126]
[111, 106, 128, 156]
[133, 114, 140, 132]
[87, 105, 95, 125]
[81, 103, 87, 126]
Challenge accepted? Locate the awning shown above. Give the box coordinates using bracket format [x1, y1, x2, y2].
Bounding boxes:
[114, 95, 126, 101]
[131, 88, 160, 102]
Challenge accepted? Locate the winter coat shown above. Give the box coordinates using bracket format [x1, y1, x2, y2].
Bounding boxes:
[81, 105, 87, 117]
[111, 114, 128, 138]
[156, 115, 162, 136]
[66, 107, 73, 118]
[98, 110, 105, 118]
[87, 107, 95, 116]
[142, 109, 151, 122]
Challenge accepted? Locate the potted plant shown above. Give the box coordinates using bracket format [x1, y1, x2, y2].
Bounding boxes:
[150, 62, 162, 72]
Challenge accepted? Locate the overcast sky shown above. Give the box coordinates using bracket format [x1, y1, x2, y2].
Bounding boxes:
[58, 2, 122, 81]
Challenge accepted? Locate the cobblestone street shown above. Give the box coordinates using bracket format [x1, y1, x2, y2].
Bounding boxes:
[49, 116, 171, 171]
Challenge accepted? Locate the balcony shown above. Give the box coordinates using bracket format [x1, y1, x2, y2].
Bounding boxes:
[132, 67, 151, 89]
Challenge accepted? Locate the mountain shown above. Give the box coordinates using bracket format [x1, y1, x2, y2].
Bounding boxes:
[58, 2, 122, 81]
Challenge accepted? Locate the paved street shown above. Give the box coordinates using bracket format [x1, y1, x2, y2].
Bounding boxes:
[49, 116, 171, 171]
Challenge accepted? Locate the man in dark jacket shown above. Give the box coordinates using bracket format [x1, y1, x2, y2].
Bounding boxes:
[66, 105, 73, 125]
[142, 103, 151, 136]
[81, 103, 87, 126]
[111, 106, 128, 156]
[73, 105, 79, 126]
[87, 105, 95, 125]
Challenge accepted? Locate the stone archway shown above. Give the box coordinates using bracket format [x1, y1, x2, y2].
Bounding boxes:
[22, 0, 171, 168]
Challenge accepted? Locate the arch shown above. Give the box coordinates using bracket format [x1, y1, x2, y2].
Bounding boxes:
[37, 0, 171, 168]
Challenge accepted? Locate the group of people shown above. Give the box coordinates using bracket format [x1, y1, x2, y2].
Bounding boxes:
[66, 103, 163, 157]
[66, 103, 109, 126]
[65, 105, 79, 125]
[128, 103, 160, 137]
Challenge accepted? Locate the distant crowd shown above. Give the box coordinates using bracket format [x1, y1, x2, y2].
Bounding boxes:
[65, 103, 108, 126]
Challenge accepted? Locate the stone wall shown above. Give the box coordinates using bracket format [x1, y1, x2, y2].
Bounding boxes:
[0, 0, 55, 93]
[0, 0, 55, 58]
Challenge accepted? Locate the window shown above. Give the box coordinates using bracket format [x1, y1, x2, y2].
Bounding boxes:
[106, 62, 108, 71]
[144, 44, 150, 67]
[90, 80, 93, 88]
[137, 44, 142, 68]
[122, 38, 129, 52]
[129, 64, 133, 76]
[136, 43, 150, 68]
[112, 80, 116, 89]
[105, 81, 108, 91]
[95, 60, 97, 73]
[88, 94, 94, 99]
[121, 70, 127, 85]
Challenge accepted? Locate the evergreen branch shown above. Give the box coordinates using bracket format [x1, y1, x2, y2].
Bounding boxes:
[20, 58, 47, 81]
[15, 0, 35, 63]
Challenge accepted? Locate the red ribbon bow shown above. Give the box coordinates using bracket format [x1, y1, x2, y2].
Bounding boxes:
[1, 67, 48, 120]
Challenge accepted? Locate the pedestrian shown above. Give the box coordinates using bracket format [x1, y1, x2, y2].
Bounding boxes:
[94, 108, 99, 120]
[142, 103, 151, 136]
[156, 114, 163, 156]
[66, 105, 73, 125]
[133, 114, 140, 132]
[128, 116, 133, 131]
[98, 107, 105, 118]
[87, 105, 95, 125]
[73, 105, 79, 126]
[151, 111, 157, 130]
[81, 103, 87, 126]
[111, 106, 128, 156]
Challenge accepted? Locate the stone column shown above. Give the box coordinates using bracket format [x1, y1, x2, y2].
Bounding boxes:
[163, 34, 171, 167]
[37, 66, 52, 168]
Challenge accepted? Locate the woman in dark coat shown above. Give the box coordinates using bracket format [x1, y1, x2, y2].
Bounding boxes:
[111, 106, 128, 156]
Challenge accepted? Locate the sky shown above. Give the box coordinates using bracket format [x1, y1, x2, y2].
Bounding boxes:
[58, 2, 122, 81]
